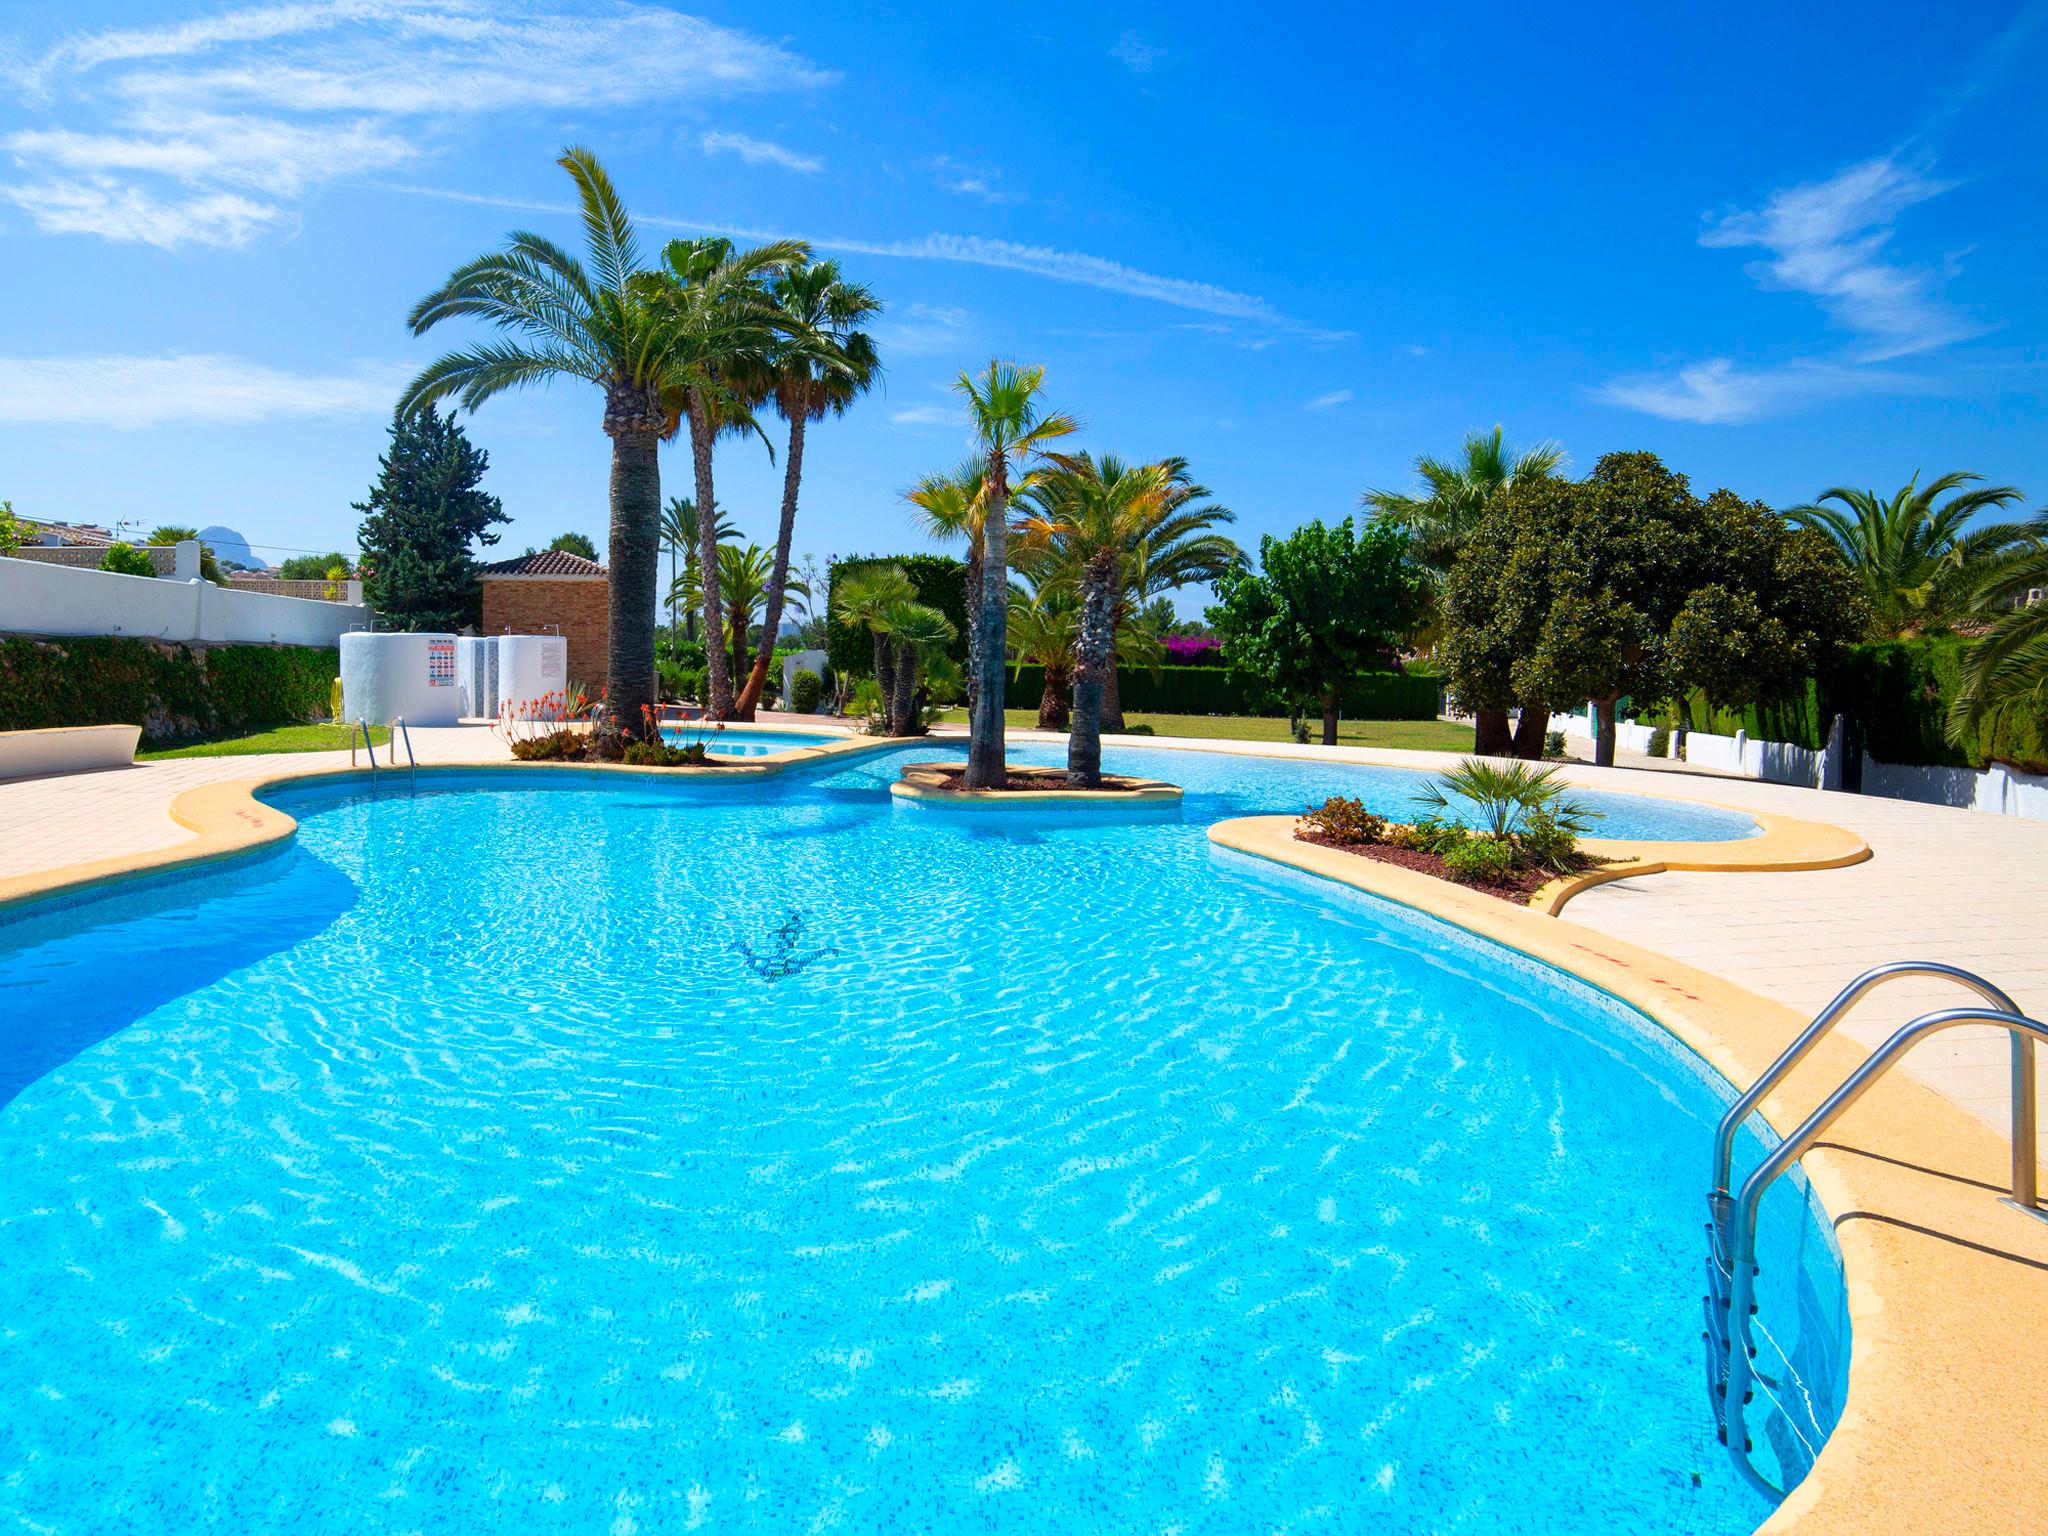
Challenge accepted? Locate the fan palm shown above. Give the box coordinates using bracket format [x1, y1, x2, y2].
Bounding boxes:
[876, 599, 958, 735]
[1101, 455, 1239, 730]
[659, 495, 735, 642]
[1414, 758, 1596, 843]
[640, 234, 810, 719]
[401, 147, 689, 739]
[732, 261, 882, 718]
[905, 459, 990, 714]
[954, 361, 1079, 787]
[1949, 513, 2048, 747]
[1787, 472, 2028, 639]
[1363, 426, 1564, 756]
[1008, 586, 1079, 729]
[831, 562, 919, 720]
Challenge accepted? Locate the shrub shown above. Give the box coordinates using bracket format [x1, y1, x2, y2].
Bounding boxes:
[1298, 796, 1387, 846]
[1443, 837, 1516, 886]
[1413, 816, 1469, 856]
[0, 635, 337, 741]
[1543, 729, 1566, 760]
[1414, 757, 1599, 843]
[510, 728, 584, 761]
[790, 669, 824, 713]
[1001, 663, 1438, 720]
[1515, 806, 1582, 874]
[623, 738, 709, 767]
[99, 542, 157, 577]
[1646, 726, 1669, 758]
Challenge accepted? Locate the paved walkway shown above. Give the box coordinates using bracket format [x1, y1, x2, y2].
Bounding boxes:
[3, 723, 2042, 1164]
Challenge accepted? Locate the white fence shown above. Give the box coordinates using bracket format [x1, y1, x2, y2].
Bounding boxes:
[1555, 703, 2048, 823]
[0, 554, 368, 647]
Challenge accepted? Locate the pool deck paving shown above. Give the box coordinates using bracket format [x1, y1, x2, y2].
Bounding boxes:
[1, 720, 2043, 1163]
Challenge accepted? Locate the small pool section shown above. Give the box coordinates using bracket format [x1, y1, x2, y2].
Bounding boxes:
[0, 744, 1828, 1533]
[662, 724, 845, 758]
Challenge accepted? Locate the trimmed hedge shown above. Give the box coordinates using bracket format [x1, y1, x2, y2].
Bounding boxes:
[1004, 663, 1440, 720]
[824, 554, 968, 678]
[0, 635, 338, 743]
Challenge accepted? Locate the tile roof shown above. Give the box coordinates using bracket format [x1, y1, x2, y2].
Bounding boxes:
[478, 549, 609, 578]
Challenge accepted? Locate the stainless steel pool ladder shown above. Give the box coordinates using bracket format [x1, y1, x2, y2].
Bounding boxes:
[352, 717, 377, 773]
[1704, 962, 2047, 1499]
[392, 715, 417, 790]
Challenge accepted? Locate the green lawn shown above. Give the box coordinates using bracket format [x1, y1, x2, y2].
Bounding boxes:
[938, 709, 1472, 752]
[139, 723, 391, 760]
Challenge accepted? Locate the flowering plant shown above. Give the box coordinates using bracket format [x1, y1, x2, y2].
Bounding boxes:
[1163, 636, 1221, 665]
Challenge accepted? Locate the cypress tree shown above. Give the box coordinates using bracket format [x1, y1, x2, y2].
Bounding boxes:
[354, 404, 508, 630]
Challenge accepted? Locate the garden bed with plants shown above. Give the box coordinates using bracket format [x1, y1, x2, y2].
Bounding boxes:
[1294, 760, 1609, 905]
[499, 698, 732, 768]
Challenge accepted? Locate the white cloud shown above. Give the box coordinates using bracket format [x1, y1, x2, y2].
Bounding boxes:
[1109, 31, 1166, 74]
[1594, 357, 1917, 425]
[1700, 155, 1981, 361]
[700, 130, 821, 175]
[889, 403, 963, 428]
[0, 353, 409, 427]
[928, 155, 1018, 204]
[875, 303, 972, 356]
[3, 2, 834, 247]
[1304, 389, 1353, 411]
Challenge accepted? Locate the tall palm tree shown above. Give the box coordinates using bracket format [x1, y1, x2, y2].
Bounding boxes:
[1100, 455, 1239, 731]
[732, 261, 882, 719]
[954, 361, 1078, 788]
[905, 459, 988, 715]
[694, 541, 812, 691]
[1363, 426, 1565, 756]
[402, 147, 684, 740]
[659, 495, 734, 643]
[831, 562, 919, 722]
[1017, 454, 1172, 785]
[1788, 472, 2028, 639]
[1949, 513, 2048, 748]
[642, 235, 810, 719]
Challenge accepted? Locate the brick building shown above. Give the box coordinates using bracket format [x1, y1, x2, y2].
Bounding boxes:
[478, 550, 611, 685]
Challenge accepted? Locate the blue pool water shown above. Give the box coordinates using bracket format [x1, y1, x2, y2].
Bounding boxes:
[0, 743, 1837, 1533]
[663, 725, 845, 758]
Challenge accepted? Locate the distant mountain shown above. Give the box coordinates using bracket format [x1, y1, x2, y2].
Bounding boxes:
[197, 525, 258, 571]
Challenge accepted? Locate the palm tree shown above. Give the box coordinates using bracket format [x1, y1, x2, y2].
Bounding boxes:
[831, 562, 919, 723]
[642, 234, 811, 720]
[1009, 586, 1079, 729]
[659, 495, 735, 643]
[1100, 455, 1239, 731]
[905, 459, 989, 715]
[1017, 454, 1174, 785]
[401, 147, 688, 740]
[144, 524, 227, 585]
[1788, 472, 2028, 639]
[954, 361, 1079, 788]
[732, 261, 882, 719]
[876, 600, 958, 735]
[698, 541, 812, 691]
[1949, 513, 2048, 748]
[1363, 426, 1565, 757]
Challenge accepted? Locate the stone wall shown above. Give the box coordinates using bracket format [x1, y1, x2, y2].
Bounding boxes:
[481, 577, 610, 685]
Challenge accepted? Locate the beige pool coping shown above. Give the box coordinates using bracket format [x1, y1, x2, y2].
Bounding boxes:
[890, 759, 1184, 807]
[2, 724, 2045, 1531]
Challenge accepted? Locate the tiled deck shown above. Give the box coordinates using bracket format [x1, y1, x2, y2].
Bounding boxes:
[2, 722, 2043, 1164]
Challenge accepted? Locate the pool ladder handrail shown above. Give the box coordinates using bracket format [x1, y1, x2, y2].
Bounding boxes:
[352, 716, 377, 774]
[392, 715, 417, 790]
[1708, 967, 2046, 1500]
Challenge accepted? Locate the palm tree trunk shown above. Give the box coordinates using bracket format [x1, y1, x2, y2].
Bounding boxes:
[871, 631, 891, 720]
[736, 406, 807, 719]
[1320, 687, 1340, 747]
[1473, 707, 1512, 755]
[1038, 665, 1070, 730]
[1511, 705, 1551, 761]
[687, 389, 731, 719]
[890, 641, 918, 736]
[605, 426, 661, 741]
[962, 544, 982, 721]
[1099, 597, 1127, 732]
[1067, 554, 1116, 786]
[966, 457, 1008, 788]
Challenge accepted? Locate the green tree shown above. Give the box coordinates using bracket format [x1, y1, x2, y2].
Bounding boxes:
[543, 531, 599, 560]
[402, 147, 721, 738]
[353, 403, 507, 631]
[99, 541, 157, 578]
[145, 524, 229, 585]
[1210, 519, 1424, 745]
[660, 496, 734, 642]
[690, 541, 812, 689]
[1363, 425, 1564, 752]
[731, 259, 882, 719]
[1788, 472, 2026, 639]
[279, 551, 351, 581]
[831, 563, 918, 720]
[643, 235, 811, 719]
[1949, 512, 2048, 746]
[876, 599, 957, 735]
[1008, 587, 1079, 729]
[905, 459, 989, 714]
[0, 500, 25, 557]
[953, 361, 1079, 787]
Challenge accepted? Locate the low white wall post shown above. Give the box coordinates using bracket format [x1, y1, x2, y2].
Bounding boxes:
[173, 540, 201, 581]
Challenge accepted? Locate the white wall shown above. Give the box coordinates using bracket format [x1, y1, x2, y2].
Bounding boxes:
[0, 554, 367, 647]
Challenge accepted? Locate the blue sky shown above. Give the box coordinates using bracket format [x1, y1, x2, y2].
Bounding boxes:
[1, 2, 2043, 611]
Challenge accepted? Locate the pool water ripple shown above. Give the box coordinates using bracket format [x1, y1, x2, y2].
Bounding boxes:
[0, 743, 1835, 1534]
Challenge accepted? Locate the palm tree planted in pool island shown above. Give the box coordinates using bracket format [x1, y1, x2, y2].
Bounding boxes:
[955, 361, 1078, 788]
[905, 459, 989, 716]
[731, 260, 882, 720]
[401, 147, 685, 740]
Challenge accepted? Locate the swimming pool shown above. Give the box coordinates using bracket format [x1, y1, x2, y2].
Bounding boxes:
[663, 725, 846, 758]
[0, 744, 1835, 1533]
